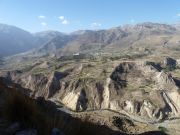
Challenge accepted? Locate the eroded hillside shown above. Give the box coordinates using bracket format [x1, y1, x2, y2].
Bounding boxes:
[1, 57, 180, 124]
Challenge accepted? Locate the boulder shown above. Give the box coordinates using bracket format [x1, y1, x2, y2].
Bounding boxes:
[163, 57, 176, 68]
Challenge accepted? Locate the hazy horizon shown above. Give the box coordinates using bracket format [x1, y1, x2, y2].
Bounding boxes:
[1, 21, 179, 34]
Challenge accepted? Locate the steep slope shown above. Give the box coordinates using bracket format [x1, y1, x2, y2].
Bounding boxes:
[32, 22, 180, 57]
[0, 24, 68, 57]
[1, 58, 180, 123]
[0, 23, 38, 56]
[32, 34, 71, 57]
[34, 30, 65, 45]
[0, 78, 169, 135]
[1, 22, 180, 58]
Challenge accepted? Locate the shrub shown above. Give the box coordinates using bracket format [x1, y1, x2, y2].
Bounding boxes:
[163, 66, 176, 72]
[158, 126, 168, 133]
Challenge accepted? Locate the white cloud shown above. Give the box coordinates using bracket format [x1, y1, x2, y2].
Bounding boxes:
[41, 22, 47, 26]
[91, 22, 102, 27]
[59, 16, 65, 20]
[58, 16, 69, 25]
[62, 20, 69, 24]
[38, 15, 46, 19]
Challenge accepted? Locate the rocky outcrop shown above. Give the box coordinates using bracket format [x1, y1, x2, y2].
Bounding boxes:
[108, 62, 180, 120]
[101, 78, 110, 108]
[0, 71, 68, 98]
[62, 91, 81, 110]
[163, 57, 177, 68]
[161, 91, 180, 117]
[1, 61, 180, 122]
[156, 71, 178, 91]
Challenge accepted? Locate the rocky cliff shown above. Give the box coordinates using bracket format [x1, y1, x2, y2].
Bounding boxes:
[1, 59, 180, 123]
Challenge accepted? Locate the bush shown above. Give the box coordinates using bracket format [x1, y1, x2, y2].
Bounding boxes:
[158, 126, 168, 133]
[163, 66, 176, 72]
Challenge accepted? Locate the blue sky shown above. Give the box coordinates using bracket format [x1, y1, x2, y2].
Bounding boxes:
[0, 0, 180, 33]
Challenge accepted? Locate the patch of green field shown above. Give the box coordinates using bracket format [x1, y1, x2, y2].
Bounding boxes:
[31, 68, 48, 75]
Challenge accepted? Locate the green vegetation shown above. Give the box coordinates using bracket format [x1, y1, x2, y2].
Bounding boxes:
[31, 68, 48, 75]
[163, 66, 176, 72]
[158, 126, 168, 133]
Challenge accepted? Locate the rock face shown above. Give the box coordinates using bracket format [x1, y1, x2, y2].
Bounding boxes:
[1, 60, 180, 122]
[1, 71, 68, 98]
[163, 57, 177, 68]
[0, 24, 69, 57]
[0, 23, 37, 56]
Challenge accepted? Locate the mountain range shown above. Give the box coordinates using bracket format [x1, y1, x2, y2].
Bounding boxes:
[1, 22, 180, 58]
[0, 23, 64, 57]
